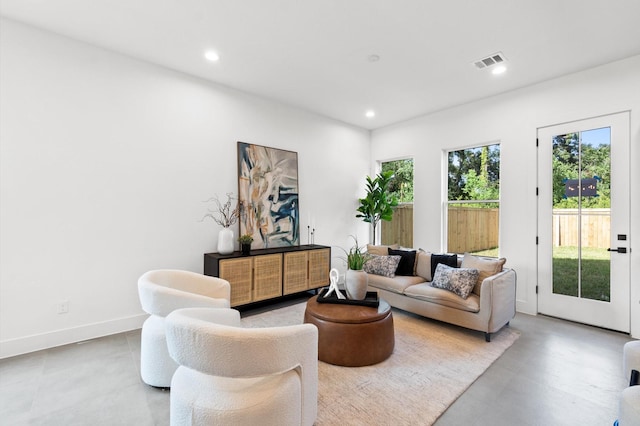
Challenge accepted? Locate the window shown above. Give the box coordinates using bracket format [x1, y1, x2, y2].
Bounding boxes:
[381, 158, 414, 247]
[446, 144, 500, 255]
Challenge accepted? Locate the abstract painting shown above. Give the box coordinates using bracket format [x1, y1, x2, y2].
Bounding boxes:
[237, 142, 299, 248]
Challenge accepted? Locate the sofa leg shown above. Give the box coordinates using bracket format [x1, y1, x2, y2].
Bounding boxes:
[485, 332, 491, 342]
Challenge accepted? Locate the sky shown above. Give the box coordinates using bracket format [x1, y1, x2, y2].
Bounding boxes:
[581, 127, 610, 147]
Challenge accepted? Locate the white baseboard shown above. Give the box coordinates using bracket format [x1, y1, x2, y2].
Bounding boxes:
[516, 299, 536, 316]
[0, 313, 148, 359]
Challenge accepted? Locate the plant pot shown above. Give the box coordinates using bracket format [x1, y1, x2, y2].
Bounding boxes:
[217, 228, 234, 255]
[345, 269, 368, 300]
[241, 243, 251, 255]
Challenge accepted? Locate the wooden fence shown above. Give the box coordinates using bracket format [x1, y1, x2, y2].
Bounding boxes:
[382, 205, 611, 251]
[382, 204, 499, 252]
[552, 208, 610, 248]
[381, 204, 413, 248]
[447, 206, 499, 253]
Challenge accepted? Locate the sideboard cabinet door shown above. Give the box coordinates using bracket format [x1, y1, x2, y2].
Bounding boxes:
[308, 248, 331, 289]
[252, 254, 283, 302]
[219, 257, 253, 307]
[283, 251, 309, 295]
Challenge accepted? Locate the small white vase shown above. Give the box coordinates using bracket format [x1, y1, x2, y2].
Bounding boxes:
[217, 228, 234, 255]
[345, 269, 369, 300]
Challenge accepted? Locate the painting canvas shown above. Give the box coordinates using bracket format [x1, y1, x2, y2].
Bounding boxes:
[237, 142, 300, 248]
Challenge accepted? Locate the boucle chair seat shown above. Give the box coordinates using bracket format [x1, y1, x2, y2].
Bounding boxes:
[137, 269, 230, 388]
[165, 307, 318, 426]
[171, 366, 302, 425]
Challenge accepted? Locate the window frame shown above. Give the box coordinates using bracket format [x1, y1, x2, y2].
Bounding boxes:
[443, 141, 501, 255]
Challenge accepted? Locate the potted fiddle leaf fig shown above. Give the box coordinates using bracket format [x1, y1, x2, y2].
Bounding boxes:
[356, 170, 399, 244]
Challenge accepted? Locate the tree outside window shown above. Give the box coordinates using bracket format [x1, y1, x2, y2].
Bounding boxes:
[382, 159, 414, 203]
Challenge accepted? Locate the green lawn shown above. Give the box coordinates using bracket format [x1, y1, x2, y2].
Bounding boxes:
[470, 246, 610, 301]
[552, 246, 610, 301]
[470, 248, 499, 257]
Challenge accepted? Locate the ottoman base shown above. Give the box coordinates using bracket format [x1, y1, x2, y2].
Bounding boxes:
[304, 296, 394, 367]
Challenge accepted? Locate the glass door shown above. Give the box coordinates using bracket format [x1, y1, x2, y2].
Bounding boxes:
[537, 112, 630, 332]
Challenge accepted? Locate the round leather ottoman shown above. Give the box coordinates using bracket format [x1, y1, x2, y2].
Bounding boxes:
[303, 295, 394, 367]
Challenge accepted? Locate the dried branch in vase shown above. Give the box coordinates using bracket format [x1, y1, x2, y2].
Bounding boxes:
[202, 193, 242, 228]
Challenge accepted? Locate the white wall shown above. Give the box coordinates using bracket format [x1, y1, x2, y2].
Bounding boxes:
[371, 55, 640, 338]
[0, 19, 371, 358]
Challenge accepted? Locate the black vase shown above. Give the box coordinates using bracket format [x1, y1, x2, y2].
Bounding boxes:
[241, 243, 251, 255]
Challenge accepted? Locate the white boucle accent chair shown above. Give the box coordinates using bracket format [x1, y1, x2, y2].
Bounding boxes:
[623, 340, 640, 383]
[137, 269, 231, 388]
[165, 307, 319, 426]
[617, 340, 640, 425]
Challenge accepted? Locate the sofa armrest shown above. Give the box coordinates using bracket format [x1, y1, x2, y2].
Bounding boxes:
[478, 268, 517, 332]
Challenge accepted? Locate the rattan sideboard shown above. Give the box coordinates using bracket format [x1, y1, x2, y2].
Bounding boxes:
[204, 245, 331, 307]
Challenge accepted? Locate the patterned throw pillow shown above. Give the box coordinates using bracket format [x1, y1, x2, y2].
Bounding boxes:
[431, 263, 479, 299]
[363, 255, 402, 278]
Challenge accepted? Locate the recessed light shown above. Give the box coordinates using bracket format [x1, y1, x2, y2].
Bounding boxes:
[365, 110, 376, 118]
[367, 54, 380, 62]
[492, 65, 507, 75]
[204, 51, 220, 62]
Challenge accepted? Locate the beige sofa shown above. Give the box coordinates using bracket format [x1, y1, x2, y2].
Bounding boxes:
[365, 245, 516, 342]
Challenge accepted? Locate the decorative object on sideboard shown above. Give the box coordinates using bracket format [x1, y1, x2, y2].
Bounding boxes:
[238, 142, 300, 249]
[356, 170, 398, 244]
[238, 234, 254, 255]
[307, 215, 317, 245]
[342, 236, 371, 300]
[202, 193, 242, 255]
[307, 225, 316, 245]
[217, 228, 234, 255]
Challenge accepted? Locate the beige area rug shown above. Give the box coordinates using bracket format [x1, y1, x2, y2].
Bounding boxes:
[242, 302, 519, 426]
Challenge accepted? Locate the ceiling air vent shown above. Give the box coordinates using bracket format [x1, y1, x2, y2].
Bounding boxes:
[473, 52, 506, 70]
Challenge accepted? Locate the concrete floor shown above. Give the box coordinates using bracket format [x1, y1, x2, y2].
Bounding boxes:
[0, 301, 633, 426]
[435, 313, 631, 426]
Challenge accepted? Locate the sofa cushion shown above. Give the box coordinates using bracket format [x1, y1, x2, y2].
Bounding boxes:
[388, 249, 417, 276]
[403, 283, 480, 313]
[431, 263, 479, 299]
[461, 253, 507, 296]
[363, 255, 402, 278]
[367, 273, 426, 294]
[430, 253, 458, 278]
[415, 250, 432, 281]
[366, 244, 400, 256]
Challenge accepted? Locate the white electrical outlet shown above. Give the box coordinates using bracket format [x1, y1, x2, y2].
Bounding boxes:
[57, 300, 69, 314]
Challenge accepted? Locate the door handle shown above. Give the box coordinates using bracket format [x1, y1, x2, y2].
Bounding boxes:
[607, 247, 627, 253]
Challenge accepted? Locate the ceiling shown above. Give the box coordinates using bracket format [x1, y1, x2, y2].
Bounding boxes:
[2, 0, 640, 130]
